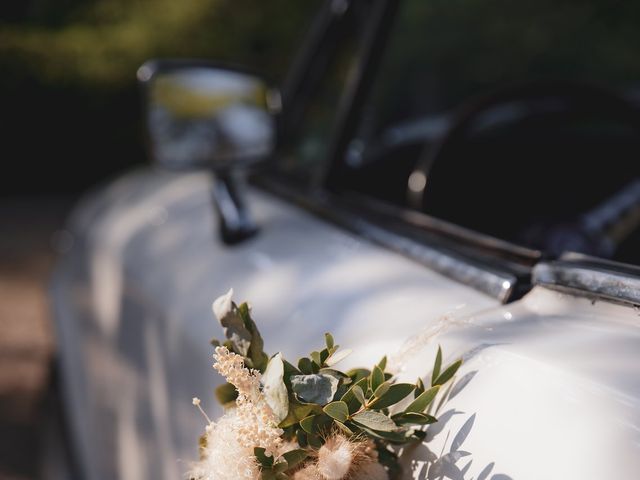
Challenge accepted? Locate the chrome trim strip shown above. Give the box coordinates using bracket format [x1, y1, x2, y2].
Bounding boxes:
[533, 253, 640, 306]
[256, 176, 520, 302]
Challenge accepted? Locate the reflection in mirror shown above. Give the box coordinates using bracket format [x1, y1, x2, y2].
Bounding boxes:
[140, 63, 279, 170]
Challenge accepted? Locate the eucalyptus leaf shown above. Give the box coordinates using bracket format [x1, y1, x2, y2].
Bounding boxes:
[273, 461, 289, 474]
[216, 301, 251, 356]
[415, 377, 425, 397]
[262, 353, 289, 423]
[291, 373, 339, 405]
[254, 447, 274, 467]
[307, 433, 322, 448]
[297, 357, 314, 375]
[346, 368, 370, 382]
[323, 401, 349, 422]
[341, 377, 368, 413]
[352, 410, 397, 432]
[369, 383, 415, 409]
[377, 355, 388, 371]
[300, 415, 316, 434]
[370, 365, 385, 392]
[325, 333, 334, 350]
[357, 425, 409, 443]
[405, 385, 440, 413]
[393, 412, 437, 425]
[373, 381, 391, 399]
[215, 382, 238, 405]
[310, 351, 322, 367]
[431, 346, 443, 386]
[278, 402, 313, 428]
[434, 359, 463, 386]
[281, 449, 308, 470]
[325, 348, 353, 367]
[352, 385, 366, 407]
[334, 421, 354, 436]
[239, 302, 268, 371]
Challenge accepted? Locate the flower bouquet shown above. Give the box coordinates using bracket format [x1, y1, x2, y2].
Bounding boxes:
[189, 290, 462, 480]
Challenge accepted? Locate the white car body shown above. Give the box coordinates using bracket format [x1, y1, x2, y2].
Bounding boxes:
[50, 168, 640, 480]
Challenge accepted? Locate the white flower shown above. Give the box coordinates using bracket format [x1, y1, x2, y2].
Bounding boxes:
[212, 288, 234, 321]
[317, 435, 354, 480]
[189, 347, 283, 480]
[189, 409, 261, 480]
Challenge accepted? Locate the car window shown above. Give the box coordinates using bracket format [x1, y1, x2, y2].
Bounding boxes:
[275, 0, 372, 186]
[332, 0, 640, 265]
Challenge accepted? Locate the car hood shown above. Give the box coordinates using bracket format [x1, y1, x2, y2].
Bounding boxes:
[51, 168, 498, 480]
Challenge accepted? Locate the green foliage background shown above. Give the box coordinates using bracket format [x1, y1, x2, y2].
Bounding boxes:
[0, 0, 319, 194]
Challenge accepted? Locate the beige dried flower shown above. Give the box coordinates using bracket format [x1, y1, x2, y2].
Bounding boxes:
[292, 464, 323, 480]
[318, 435, 354, 480]
[297, 434, 386, 480]
[189, 347, 283, 479]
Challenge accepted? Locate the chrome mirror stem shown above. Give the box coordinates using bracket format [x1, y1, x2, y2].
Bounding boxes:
[211, 170, 259, 245]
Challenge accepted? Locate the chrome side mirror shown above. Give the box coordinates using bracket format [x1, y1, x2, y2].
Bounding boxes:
[138, 60, 281, 244]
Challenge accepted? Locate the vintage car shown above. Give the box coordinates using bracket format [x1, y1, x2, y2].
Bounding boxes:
[46, 0, 640, 479]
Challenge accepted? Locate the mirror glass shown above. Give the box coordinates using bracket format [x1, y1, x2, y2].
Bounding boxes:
[141, 64, 279, 170]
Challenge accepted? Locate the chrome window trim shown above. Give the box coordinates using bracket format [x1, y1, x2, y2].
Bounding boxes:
[533, 252, 640, 306]
[256, 175, 532, 302]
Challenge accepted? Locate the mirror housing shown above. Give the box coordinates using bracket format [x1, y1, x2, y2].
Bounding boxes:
[138, 59, 281, 170]
[138, 59, 282, 244]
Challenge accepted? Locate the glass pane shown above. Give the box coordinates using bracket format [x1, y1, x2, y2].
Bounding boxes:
[276, 1, 372, 185]
[339, 0, 640, 264]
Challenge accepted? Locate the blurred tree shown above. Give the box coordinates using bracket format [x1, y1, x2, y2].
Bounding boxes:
[0, 0, 319, 195]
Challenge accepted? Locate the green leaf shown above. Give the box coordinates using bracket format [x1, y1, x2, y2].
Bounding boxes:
[415, 377, 425, 397]
[238, 302, 268, 371]
[325, 333, 334, 351]
[262, 353, 289, 423]
[273, 461, 289, 474]
[278, 402, 313, 428]
[377, 355, 388, 371]
[307, 433, 322, 448]
[393, 412, 437, 425]
[370, 365, 385, 392]
[320, 349, 330, 365]
[323, 401, 349, 422]
[297, 357, 314, 375]
[254, 447, 274, 467]
[217, 300, 252, 357]
[346, 368, 370, 383]
[334, 421, 354, 436]
[296, 430, 308, 448]
[310, 351, 322, 367]
[431, 346, 443, 386]
[369, 383, 415, 409]
[373, 381, 391, 399]
[352, 385, 366, 407]
[300, 415, 316, 434]
[434, 359, 463, 386]
[405, 385, 440, 413]
[261, 470, 276, 480]
[341, 377, 369, 413]
[215, 382, 237, 405]
[281, 449, 308, 470]
[325, 348, 352, 367]
[282, 359, 301, 390]
[357, 425, 410, 443]
[352, 410, 397, 432]
[291, 374, 339, 405]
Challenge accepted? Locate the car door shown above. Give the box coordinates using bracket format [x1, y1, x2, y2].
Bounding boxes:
[49, 2, 525, 480]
